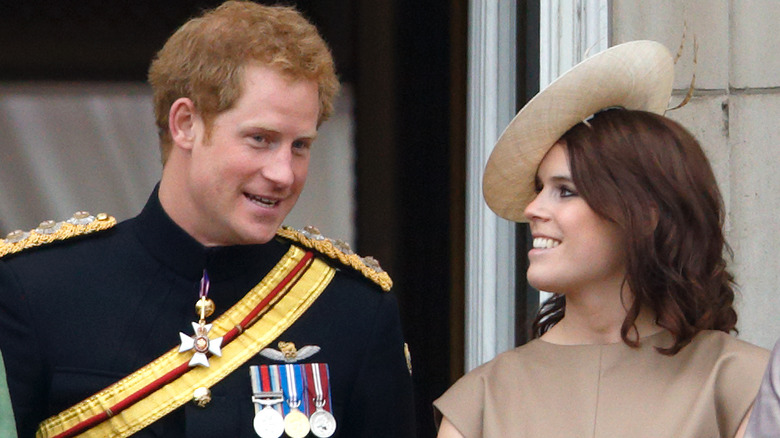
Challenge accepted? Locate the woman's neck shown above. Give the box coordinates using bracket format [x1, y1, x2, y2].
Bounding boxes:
[540, 284, 661, 345]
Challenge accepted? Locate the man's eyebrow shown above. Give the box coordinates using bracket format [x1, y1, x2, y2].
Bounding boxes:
[241, 124, 318, 141]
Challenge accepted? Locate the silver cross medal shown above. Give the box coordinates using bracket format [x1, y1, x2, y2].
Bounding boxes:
[179, 271, 223, 367]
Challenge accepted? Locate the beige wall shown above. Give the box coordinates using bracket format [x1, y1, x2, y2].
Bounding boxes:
[612, 0, 780, 349]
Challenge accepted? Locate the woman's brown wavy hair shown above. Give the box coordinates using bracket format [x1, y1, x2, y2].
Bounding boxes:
[531, 109, 737, 355]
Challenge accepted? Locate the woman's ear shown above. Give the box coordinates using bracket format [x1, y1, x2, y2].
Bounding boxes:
[646, 204, 660, 236]
[168, 97, 200, 151]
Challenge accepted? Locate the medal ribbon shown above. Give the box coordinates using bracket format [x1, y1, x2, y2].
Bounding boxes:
[304, 363, 333, 414]
[249, 366, 262, 414]
[269, 366, 284, 415]
[250, 366, 284, 415]
[260, 366, 272, 395]
[280, 364, 306, 415]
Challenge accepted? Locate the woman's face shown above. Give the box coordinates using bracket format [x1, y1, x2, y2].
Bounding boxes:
[523, 142, 627, 295]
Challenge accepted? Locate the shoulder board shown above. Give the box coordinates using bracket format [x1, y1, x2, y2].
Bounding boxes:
[0, 212, 117, 259]
[276, 225, 393, 292]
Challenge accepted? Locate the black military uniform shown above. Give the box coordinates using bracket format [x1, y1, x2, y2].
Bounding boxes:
[0, 189, 415, 438]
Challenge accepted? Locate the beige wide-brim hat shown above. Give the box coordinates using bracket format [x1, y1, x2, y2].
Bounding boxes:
[483, 40, 675, 222]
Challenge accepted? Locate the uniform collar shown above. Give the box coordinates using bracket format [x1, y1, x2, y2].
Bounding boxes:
[132, 185, 288, 282]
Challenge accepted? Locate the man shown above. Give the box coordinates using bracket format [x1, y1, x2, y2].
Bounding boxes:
[0, 351, 16, 438]
[0, 2, 414, 437]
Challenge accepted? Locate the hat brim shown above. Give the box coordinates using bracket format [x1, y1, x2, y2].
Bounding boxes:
[482, 40, 675, 222]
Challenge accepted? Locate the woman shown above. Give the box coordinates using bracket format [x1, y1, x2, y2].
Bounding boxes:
[746, 339, 780, 437]
[435, 41, 769, 438]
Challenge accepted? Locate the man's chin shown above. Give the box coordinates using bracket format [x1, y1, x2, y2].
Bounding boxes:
[236, 225, 280, 246]
[237, 234, 277, 246]
[217, 218, 284, 246]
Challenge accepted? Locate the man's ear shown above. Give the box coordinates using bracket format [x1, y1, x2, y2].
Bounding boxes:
[169, 97, 200, 151]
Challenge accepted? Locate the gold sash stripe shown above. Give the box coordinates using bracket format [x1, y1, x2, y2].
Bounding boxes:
[36, 245, 335, 438]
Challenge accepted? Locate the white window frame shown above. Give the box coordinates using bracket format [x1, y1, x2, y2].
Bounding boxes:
[465, 0, 609, 371]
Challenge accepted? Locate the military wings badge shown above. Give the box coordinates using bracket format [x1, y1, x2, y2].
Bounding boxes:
[259, 341, 320, 363]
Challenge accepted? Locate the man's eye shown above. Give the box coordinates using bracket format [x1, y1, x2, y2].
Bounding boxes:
[252, 135, 269, 145]
[292, 140, 311, 151]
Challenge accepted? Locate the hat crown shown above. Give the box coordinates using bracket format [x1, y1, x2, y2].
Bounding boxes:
[483, 40, 674, 222]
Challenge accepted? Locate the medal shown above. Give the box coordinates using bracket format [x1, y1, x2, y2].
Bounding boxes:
[250, 366, 285, 438]
[309, 408, 337, 438]
[307, 363, 336, 437]
[179, 271, 223, 367]
[281, 364, 310, 438]
[253, 406, 285, 438]
[283, 408, 310, 438]
[253, 363, 335, 437]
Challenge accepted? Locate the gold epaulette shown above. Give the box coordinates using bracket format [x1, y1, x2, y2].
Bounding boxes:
[0, 212, 117, 259]
[276, 225, 393, 292]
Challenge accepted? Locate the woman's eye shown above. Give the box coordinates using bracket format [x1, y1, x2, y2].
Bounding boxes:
[559, 186, 577, 197]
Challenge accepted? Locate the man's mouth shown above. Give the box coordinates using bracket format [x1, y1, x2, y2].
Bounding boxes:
[245, 193, 279, 207]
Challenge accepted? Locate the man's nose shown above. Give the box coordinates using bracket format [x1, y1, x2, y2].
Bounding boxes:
[261, 146, 296, 187]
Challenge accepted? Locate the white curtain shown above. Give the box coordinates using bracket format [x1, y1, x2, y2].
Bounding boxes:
[0, 82, 354, 243]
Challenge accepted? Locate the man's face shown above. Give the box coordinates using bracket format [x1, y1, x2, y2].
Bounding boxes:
[181, 64, 320, 246]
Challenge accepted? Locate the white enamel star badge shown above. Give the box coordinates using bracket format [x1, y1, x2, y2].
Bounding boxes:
[179, 322, 224, 367]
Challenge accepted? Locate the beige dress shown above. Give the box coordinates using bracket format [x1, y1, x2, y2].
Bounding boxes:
[434, 330, 768, 438]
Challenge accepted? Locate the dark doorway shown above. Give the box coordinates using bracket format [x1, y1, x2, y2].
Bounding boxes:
[354, 1, 466, 436]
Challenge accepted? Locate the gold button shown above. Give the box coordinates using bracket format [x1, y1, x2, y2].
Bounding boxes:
[195, 297, 215, 319]
[193, 387, 211, 407]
